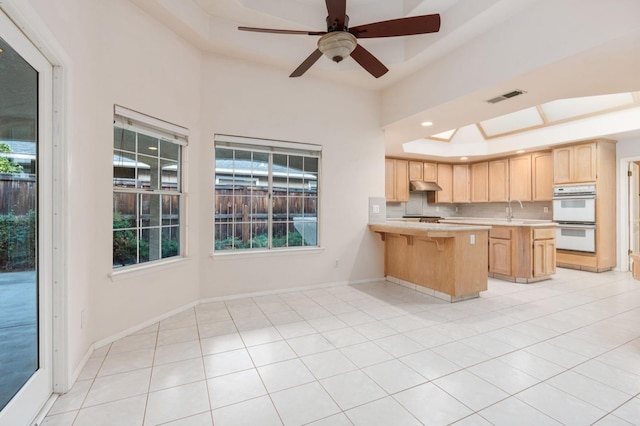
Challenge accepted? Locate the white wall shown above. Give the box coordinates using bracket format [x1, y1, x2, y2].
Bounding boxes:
[198, 55, 386, 298]
[28, 0, 203, 377]
[26, 0, 386, 383]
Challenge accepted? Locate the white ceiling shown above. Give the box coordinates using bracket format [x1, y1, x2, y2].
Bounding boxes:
[131, 0, 640, 157]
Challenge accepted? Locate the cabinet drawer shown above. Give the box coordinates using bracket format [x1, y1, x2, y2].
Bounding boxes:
[533, 228, 556, 240]
[489, 227, 512, 239]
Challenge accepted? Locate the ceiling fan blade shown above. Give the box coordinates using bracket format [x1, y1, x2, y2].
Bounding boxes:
[238, 26, 326, 36]
[325, 0, 347, 30]
[290, 49, 324, 78]
[349, 14, 441, 38]
[350, 44, 388, 78]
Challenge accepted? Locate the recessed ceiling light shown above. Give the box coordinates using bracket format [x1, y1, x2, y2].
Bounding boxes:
[421, 121, 433, 127]
[516, 149, 525, 154]
[460, 156, 468, 160]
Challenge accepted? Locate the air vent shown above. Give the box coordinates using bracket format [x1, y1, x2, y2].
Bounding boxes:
[486, 89, 526, 104]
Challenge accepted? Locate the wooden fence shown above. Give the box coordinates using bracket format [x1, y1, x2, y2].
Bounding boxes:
[0, 174, 36, 215]
[215, 185, 317, 243]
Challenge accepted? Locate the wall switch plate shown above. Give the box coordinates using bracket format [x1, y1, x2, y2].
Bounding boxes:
[470, 234, 475, 245]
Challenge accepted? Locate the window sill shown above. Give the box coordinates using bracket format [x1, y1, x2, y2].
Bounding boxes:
[109, 257, 192, 281]
[211, 247, 324, 261]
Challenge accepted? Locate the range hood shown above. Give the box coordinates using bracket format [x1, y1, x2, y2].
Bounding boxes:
[410, 181, 442, 192]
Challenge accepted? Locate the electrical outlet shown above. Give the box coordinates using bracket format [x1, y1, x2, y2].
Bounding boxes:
[544, 206, 549, 213]
[334, 259, 339, 268]
[435, 206, 439, 212]
[470, 234, 475, 245]
[372, 204, 380, 214]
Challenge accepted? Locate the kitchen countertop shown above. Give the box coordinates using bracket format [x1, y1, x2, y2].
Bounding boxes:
[370, 221, 491, 233]
[438, 217, 556, 227]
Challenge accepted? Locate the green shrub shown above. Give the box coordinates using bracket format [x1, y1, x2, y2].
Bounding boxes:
[0, 210, 36, 271]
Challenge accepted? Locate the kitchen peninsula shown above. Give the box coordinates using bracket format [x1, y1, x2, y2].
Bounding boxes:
[440, 218, 557, 283]
[369, 222, 490, 302]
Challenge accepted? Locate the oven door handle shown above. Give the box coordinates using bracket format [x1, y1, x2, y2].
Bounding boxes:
[552, 195, 596, 200]
[556, 223, 596, 229]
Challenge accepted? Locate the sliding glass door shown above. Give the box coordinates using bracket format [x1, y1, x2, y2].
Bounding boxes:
[0, 7, 53, 425]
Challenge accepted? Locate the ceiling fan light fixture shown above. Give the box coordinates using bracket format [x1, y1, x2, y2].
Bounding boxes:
[317, 32, 357, 63]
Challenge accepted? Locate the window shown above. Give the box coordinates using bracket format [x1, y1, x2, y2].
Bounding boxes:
[112, 106, 187, 268]
[214, 135, 320, 251]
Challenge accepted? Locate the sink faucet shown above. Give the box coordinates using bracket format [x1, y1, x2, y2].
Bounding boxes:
[507, 199, 523, 222]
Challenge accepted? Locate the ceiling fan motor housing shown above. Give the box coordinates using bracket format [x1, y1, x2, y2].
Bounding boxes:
[317, 31, 357, 62]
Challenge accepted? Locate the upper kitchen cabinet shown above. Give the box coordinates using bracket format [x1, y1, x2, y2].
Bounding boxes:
[509, 155, 532, 201]
[436, 163, 453, 203]
[385, 158, 409, 202]
[470, 162, 489, 202]
[532, 151, 553, 201]
[488, 159, 509, 202]
[409, 161, 423, 181]
[553, 142, 597, 183]
[453, 164, 471, 203]
[423, 162, 437, 182]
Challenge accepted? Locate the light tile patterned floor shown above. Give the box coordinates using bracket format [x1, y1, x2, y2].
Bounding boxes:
[43, 268, 640, 425]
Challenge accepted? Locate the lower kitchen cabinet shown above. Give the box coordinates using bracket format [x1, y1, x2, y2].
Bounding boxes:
[486, 225, 556, 283]
[533, 228, 556, 277]
[489, 236, 512, 276]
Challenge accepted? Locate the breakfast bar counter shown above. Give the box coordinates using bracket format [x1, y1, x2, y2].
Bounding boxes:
[369, 222, 490, 302]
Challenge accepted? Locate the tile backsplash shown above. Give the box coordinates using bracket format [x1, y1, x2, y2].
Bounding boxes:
[386, 192, 552, 220]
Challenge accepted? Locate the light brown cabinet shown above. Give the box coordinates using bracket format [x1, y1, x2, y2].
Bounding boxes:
[486, 225, 556, 283]
[409, 161, 423, 181]
[489, 228, 513, 276]
[436, 163, 453, 203]
[385, 158, 409, 202]
[488, 159, 509, 202]
[423, 162, 437, 181]
[471, 162, 489, 202]
[555, 139, 617, 272]
[532, 152, 553, 201]
[553, 142, 597, 184]
[533, 239, 556, 277]
[453, 164, 470, 203]
[509, 155, 532, 201]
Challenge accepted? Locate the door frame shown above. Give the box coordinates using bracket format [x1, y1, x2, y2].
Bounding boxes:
[0, 0, 69, 421]
[618, 155, 640, 272]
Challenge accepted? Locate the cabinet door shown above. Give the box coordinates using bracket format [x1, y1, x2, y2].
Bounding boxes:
[423, 162, 437, 181]
[489, 238, 512, 276]
[509, 155, 532, 201]
[436, 163, 453, 203]
[409, 161, 423, 181]
[385, 158, 395, 201]
[573, 143, 597, 182]
[395, 160, 410, 202]
[488, 159, 509, 202]
[553, 147, 573, 184]
[453, 164, 470, 203]
[533, 239, 556, 277]
[532, 152, 553, 201]
[471, 162, 489, 202]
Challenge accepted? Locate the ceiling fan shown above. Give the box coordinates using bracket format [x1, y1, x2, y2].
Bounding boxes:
[238, 0, 441, 78]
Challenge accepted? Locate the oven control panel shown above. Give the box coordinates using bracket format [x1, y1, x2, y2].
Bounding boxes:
[553, 184, 596, 197]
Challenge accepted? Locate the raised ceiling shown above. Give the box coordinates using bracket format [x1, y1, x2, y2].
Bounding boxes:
[131, 0, 640, 156]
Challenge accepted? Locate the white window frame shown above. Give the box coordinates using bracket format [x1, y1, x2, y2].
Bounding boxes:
[112, 106, 188, 270]
[214, 134, 321, 253]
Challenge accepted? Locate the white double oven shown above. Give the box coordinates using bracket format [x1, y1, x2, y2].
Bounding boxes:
[552, 184, 597, 253]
